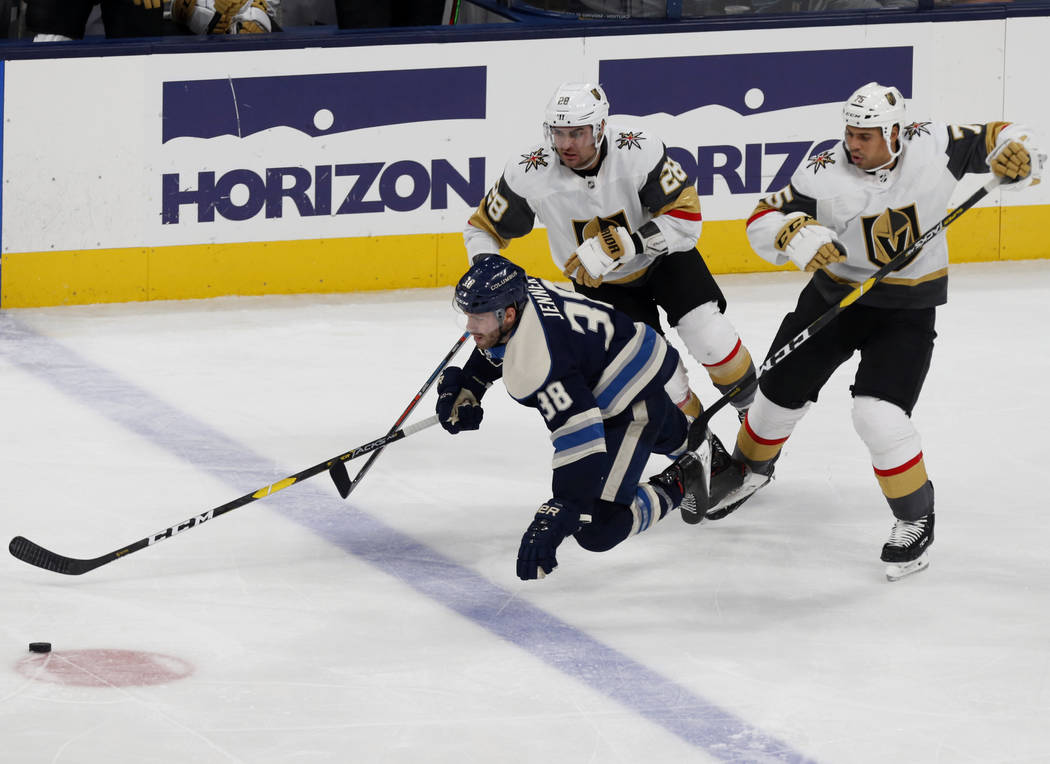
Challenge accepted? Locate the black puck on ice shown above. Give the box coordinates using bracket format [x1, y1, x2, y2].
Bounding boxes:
[28, 642, 52, 654]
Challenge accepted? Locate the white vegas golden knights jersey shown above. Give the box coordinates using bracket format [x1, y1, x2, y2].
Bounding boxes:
[464, 122, 702, 283]
[747, 120, 1010, 308]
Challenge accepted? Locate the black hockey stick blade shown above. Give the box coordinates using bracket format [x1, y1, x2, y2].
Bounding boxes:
[328, 332, 469, 500]
[329, 461, 354, 499]
[9, 415, 440, 576]
[9, 536, 100, 576]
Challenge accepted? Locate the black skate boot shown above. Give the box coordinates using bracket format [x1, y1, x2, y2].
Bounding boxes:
[704, 459, 774, 521]
[651, 449, 709, 523]
[881, 512, 934, 581]
[675, 429, 735, 525]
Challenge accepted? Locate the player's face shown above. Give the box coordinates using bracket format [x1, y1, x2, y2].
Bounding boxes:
[465, 310, 505, 349]
[550, 125, 598, 169]
[845, 125, 893, 170]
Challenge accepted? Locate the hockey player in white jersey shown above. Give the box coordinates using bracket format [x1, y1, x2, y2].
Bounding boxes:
[464, 82, 756, 423]
[700, 81, 1043, 580]
[435, 255, 707, 580]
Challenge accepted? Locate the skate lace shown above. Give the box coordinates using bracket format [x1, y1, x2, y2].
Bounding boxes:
[887, 517, 926, 546]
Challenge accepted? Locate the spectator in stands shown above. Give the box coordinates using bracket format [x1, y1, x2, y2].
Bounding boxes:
[334, 0, 446, 27]
[280, 0, 335, 26]
[748, 0, 914, 11]
[27, 0, 162, 40]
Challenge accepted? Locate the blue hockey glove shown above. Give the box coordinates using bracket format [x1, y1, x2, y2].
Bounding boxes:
[435, 367, 487, 434]
[516, 499, 581, 581]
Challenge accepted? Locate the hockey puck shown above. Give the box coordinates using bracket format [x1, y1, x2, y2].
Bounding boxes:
[28, 642, 52, 654]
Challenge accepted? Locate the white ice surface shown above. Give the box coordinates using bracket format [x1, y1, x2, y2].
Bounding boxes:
[2, 261, 1049, 763]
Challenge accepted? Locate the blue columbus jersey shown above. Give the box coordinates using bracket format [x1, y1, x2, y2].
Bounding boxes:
[462, 278, 680, 510]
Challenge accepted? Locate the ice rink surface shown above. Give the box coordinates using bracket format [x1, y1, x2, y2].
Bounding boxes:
[2, 260, 1049, 763]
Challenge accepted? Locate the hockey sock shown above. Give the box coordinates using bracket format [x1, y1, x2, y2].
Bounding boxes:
[733, 389, 805, 472]
[675, 302, 756, 408]
[852, 396, 932, 516]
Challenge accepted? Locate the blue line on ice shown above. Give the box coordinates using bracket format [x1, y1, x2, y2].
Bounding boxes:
[1, 313, 817, 763]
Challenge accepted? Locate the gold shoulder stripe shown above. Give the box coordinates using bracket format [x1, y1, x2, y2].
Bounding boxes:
[752, 199, 777, 217]
[655, 185, 701, 218]
[467, 205, 511, 249]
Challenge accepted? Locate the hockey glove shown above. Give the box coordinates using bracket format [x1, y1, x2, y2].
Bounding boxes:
[133, 0, 162, 9]
[988, 125, 1045, 191]
[173, 0, 272, 34]
[435, 367, 488, 434]
[563, 226, 638, 286]
[633, 220, 669, 258]
[517, 499, 583, 580]
[774, 212, 846, 272]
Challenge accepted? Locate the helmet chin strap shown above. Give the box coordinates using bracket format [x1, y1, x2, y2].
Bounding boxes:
[494, 305, 520, 345]
[866, 127, 902, 182]
[482, 306, 520, 364]
[592, 120, 606, 151]
[576, 134, 605, 171]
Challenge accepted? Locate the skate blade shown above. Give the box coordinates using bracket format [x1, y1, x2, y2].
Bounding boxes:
[705, 496, 746, 521]
[705, 474, 771, 521]
[885, 553, 930, 582]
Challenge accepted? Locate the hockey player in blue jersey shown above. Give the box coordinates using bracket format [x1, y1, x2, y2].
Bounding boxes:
[436, 255, 706, 581]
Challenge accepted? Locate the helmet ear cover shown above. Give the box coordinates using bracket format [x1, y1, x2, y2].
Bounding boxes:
[543, 82, 610, 152]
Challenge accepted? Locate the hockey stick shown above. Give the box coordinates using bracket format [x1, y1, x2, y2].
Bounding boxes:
[328, 332, 469, 499]
[9, 415, 441, 576]
[682, 175, 1003, 516]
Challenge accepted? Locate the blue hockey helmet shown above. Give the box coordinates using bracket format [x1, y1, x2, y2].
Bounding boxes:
[453, 255, 528, 318]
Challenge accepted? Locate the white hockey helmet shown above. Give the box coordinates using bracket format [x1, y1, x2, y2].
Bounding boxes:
[843, 82, 906, 162]
[543, 82, 610, 150]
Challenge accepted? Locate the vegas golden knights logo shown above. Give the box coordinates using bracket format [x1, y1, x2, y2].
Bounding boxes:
[861, 204, 921, 269]
[573, 211, 630, 245]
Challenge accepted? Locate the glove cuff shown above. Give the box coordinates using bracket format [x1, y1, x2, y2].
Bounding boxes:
[537, 498, 583, 535]
[438, 366, 491, 401]
[636, 221, 669, 257]
[464, 373, 491, 401]
[773, 211, 816, 252]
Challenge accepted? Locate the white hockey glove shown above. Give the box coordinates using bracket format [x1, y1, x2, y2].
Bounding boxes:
[774, 212, 847, 272]
[563, 226, 637, 287]
[988, 124, 1045, 191]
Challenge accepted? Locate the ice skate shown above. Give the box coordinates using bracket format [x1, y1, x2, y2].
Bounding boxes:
[650, 450, 707, 522]
[881, 512, 934, 582]
[675, 428, 733, 524]
[704, 461, 773, 521]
